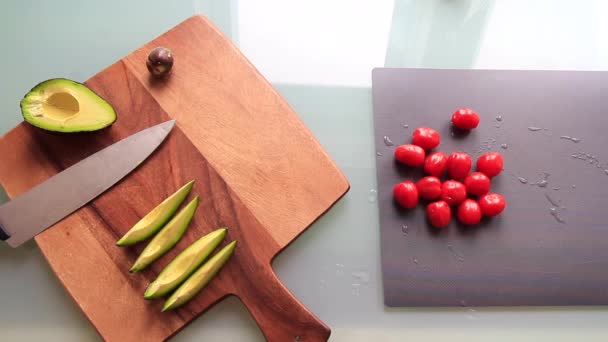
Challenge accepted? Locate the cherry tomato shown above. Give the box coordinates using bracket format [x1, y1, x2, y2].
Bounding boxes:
[440, 180, 467, 206]
[476, 152, 504, 178]
[478, 193, 506, 217]
[394, 144, 426, 167]
[452, 108, 480, 130]
[457, 199, 482, 225]
[447, 152, 472, 179]
[412, 127, 440, 150]
[464, 172, 491, 196]
[426, 201, 451, 228]
[393, 181, 419, 209]
[416, 176, 442, 200]
[423, 152, 448, 176]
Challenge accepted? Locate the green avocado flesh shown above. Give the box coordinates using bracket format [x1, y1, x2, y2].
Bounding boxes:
[163, 240, 237, 312]
[144, 228, 227, 299]
[20, 78, 117, 132]
[130, 196, 199, 273]
[117, 180, 195, 246]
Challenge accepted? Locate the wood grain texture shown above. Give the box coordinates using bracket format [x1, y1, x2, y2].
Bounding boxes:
[372, 68, 608, 306]
[0, 15, 348, 341]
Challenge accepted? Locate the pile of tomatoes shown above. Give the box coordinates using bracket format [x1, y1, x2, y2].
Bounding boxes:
[393, 108, 506, 228]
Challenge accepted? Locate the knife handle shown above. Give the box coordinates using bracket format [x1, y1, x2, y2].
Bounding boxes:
[0, 223, 9, 241]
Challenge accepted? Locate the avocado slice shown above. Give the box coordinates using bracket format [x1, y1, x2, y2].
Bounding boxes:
[162, 240, 237, 312]
[144, 228, 227, 299]
[20, 78, 117, 132]
[130, 196, 199, 273]
[117, 180, 195, 246]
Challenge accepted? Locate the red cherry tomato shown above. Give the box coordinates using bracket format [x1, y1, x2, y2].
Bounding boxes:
[457, 199, 482, 225]
[393, 181, 419, 209]
[447, 152, 472, 179]
[416, 176, 442, 200]
[478, 193, 506, 217]
[412, 127, 440, 150]
[423, 152, 448, 176]
[464, 172, 491, 197]
[394, 144, 426, 167]
[440, 180, 467, 206]
[476, 152, 504, 178]
[452, 108, 480, 130]
[427, 201, 451, 228]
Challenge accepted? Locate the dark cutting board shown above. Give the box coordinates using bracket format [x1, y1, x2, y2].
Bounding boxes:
[372, 68, 608, 306]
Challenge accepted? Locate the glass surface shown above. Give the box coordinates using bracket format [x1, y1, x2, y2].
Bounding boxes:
[2, 0, 608, 341]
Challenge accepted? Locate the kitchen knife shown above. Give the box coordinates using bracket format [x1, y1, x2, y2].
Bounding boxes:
[0, 120, 176, 248]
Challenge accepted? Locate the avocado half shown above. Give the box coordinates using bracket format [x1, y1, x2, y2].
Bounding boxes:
[20, 78, 117, 133]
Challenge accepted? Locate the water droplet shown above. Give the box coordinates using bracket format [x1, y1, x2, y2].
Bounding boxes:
[368, 189, 377, 203]
[500, 143, 508, 149]
[517, 177, 528, 184]
[605, 170, 608, 175]
[544, 193, 560, 207]
[528, 126, 543, 131]
[571, 152, 586, 160]
[532, 173, 550, 188]
[447, 244, 465, 262]
[403, 124, 409, 128]
[466, 309, 477, 319]
[351, 283, 361, 296]
[496, 115, 503, 122]
[552, 187, 560, 191]
[560, 135, 581, 143]
[401, 225, 409, 235]
[351, 270, 370, 283]
[550, 207, 566, 224]
[572, 184, 576, 188]
[335, 263, 345, 276]
[460, 299, 467, 307]
[495, 124, 500, 128]
[376, 152, 383, 157]
[383, 136, 394, 146]
[294, 336, 301, 342]
[412, 257, 419, 265]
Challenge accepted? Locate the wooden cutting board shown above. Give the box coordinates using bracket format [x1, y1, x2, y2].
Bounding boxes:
[372, 68, 608, 307]
[0, 15, 349, 341]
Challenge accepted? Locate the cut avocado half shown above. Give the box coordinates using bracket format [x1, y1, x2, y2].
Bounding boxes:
[130, 196, 199, 273]
[20, 78, 117, 132]
[145, 228, 227, 299]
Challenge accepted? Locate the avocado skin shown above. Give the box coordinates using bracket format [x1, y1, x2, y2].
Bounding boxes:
[130, 196, 200, 273]
[144, 228, 228, 299]
[20, 78, 117, 133]
[116, 180, 195, 246]
[162, 240, 237, 312]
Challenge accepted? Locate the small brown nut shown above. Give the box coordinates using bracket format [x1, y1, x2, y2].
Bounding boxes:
[146, 47, 174, 78]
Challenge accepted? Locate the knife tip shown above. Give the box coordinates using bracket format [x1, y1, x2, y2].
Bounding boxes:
[158, 119, 176, 132]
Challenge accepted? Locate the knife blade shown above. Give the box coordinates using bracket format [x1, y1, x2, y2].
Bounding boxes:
[0, 120, 176, 248]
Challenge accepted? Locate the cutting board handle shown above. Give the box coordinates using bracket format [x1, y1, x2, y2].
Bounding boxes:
[237, 263, 330, 342]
